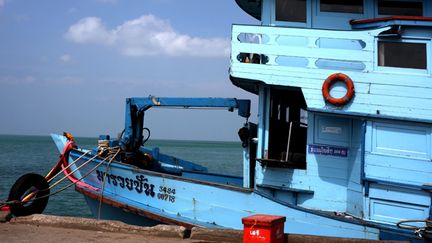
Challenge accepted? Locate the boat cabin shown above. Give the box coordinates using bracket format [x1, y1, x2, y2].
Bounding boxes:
[232, 0, 432, 225]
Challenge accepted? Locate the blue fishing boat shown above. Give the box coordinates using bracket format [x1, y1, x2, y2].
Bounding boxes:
[4, 0, 432, 241]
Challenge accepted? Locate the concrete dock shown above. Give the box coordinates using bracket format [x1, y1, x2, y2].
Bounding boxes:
[0, 212, 242, 242]
[0, 211, 408, 242]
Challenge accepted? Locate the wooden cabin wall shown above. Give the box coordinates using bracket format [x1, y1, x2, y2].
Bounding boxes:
[363, 119, 432, 223]
[260, 0, 432, 30]
[256, 113, 365, 215]
[346, 119, 364, 216]
[256, 111, 432, 219]
[231, 25, 432, 123]
[236, 0, 432, 222]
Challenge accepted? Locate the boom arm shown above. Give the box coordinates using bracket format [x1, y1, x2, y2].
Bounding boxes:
[121, 96, 251, 155]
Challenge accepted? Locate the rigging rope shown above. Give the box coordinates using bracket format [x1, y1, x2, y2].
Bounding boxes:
[97, 148, 121, 220]
[397, 219, 432, 238]
[0, 145, 121, 210]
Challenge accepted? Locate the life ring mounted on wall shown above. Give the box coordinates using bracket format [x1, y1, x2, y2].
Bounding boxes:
[322, 73, 355, 106]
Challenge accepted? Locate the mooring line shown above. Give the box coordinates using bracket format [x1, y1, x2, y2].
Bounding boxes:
[48, 151, 106, 190]
[2, 148, 120, 208]
[97, 148, 121, 220]
[47, 149, 92, 183]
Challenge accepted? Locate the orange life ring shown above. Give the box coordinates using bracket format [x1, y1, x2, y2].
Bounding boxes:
[322, 73, 355, 106]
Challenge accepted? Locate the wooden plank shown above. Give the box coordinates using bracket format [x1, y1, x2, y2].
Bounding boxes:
[232, 63, 410, 83]
[231, 63, 432, 88]
[365, 163, 432, 186]
[233, 43, 373, 62]
[368, 183, 431, 206]
[369, 84, 432, 99]
[232, 25, 388, 41]
[305, 99, 432, 122]
[366, 153, 432, 173]
[303, 88, 432, 108]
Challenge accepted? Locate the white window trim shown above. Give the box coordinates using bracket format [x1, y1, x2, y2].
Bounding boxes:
[374, 38, 431, 76]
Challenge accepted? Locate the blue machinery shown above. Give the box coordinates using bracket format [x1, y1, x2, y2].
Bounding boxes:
[120, 97, 250, 158]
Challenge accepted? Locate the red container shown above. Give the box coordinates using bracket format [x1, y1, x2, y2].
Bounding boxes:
[0, 206, 10, 212]
[242, 214, 286, 243]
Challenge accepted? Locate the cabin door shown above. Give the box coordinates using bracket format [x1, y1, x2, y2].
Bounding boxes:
[363, 120, 432, 224]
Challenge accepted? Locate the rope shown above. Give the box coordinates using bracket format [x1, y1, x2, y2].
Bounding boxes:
[47, 151, 104, 190]
[43, 148, 120, 200]
[97, 148, 121, 220]
[19, 150, 99, 203]
[0, 200, 20, 208]
[47, 150, 92, 183]
[397, 219, 432, 238]
[1, 147, 120, 209]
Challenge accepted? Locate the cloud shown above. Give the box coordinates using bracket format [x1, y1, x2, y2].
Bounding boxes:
[64, 15, 230, 57]
[0, 0, 4, 7]
[64, 17, 115, 45]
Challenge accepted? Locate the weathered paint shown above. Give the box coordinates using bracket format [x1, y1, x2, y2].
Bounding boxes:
[65, 148, 381, 239]
[258, 0, 432, 30]
[231, 24, 432, 123]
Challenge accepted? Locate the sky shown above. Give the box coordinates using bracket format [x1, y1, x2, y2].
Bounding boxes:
[0, 0, 259, 141]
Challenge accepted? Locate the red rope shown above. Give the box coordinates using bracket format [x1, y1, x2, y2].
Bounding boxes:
[58, 140, 100, 191]
[0, 138, 99, 212]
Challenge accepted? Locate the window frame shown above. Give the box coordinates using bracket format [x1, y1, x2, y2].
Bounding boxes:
[271, 0, 312, 28]
[318, 0, 365, 16]
[375, 38, 431, 75]
[311, 0, 369, 29]
[262, 88, 308, 170]
[375, 0, 425, 17]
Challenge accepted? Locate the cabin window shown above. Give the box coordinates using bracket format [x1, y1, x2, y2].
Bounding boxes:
[320, 0, 363, 14]
[276, 0, 307, 22]
[265, 89, 307, 169]
[378, 0, 423, 16]
[378, 41, 427, 69]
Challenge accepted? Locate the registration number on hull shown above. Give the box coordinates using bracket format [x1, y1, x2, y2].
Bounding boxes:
[95, 170, 176, 203]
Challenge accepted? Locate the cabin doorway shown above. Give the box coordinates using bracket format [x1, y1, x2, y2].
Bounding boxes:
[266, 88, 307, 169]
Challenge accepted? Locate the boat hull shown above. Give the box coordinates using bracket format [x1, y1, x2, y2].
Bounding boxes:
[82, 193, 162, 227]
[68, 149, 382, 239]
[49, 134, 419, 241]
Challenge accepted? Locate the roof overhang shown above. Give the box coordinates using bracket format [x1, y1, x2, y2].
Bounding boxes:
[235, 0, 262, 20]
[351, 16, 432, 29]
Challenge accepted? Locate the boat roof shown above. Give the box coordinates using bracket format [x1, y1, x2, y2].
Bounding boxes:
[351, 16, 432, 29]
[235, 0, 261, 20]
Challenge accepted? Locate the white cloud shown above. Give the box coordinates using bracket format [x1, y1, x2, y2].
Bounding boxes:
[64, 17, 115, 45]
[60, 54, 72, 62]
[0, 0, 5, 7]
[64, 15, 230, 57]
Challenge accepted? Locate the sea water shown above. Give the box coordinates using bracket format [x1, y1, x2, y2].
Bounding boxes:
[0, 135, 243, 218]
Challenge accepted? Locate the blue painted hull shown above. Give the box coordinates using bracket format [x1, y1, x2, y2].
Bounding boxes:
[67, 148, 421, 241]
[83, 195, 161, 227]
[50, 132, 425, 242]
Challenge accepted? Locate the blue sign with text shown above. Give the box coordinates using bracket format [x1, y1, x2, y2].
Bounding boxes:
[308, 144, 348, 157]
